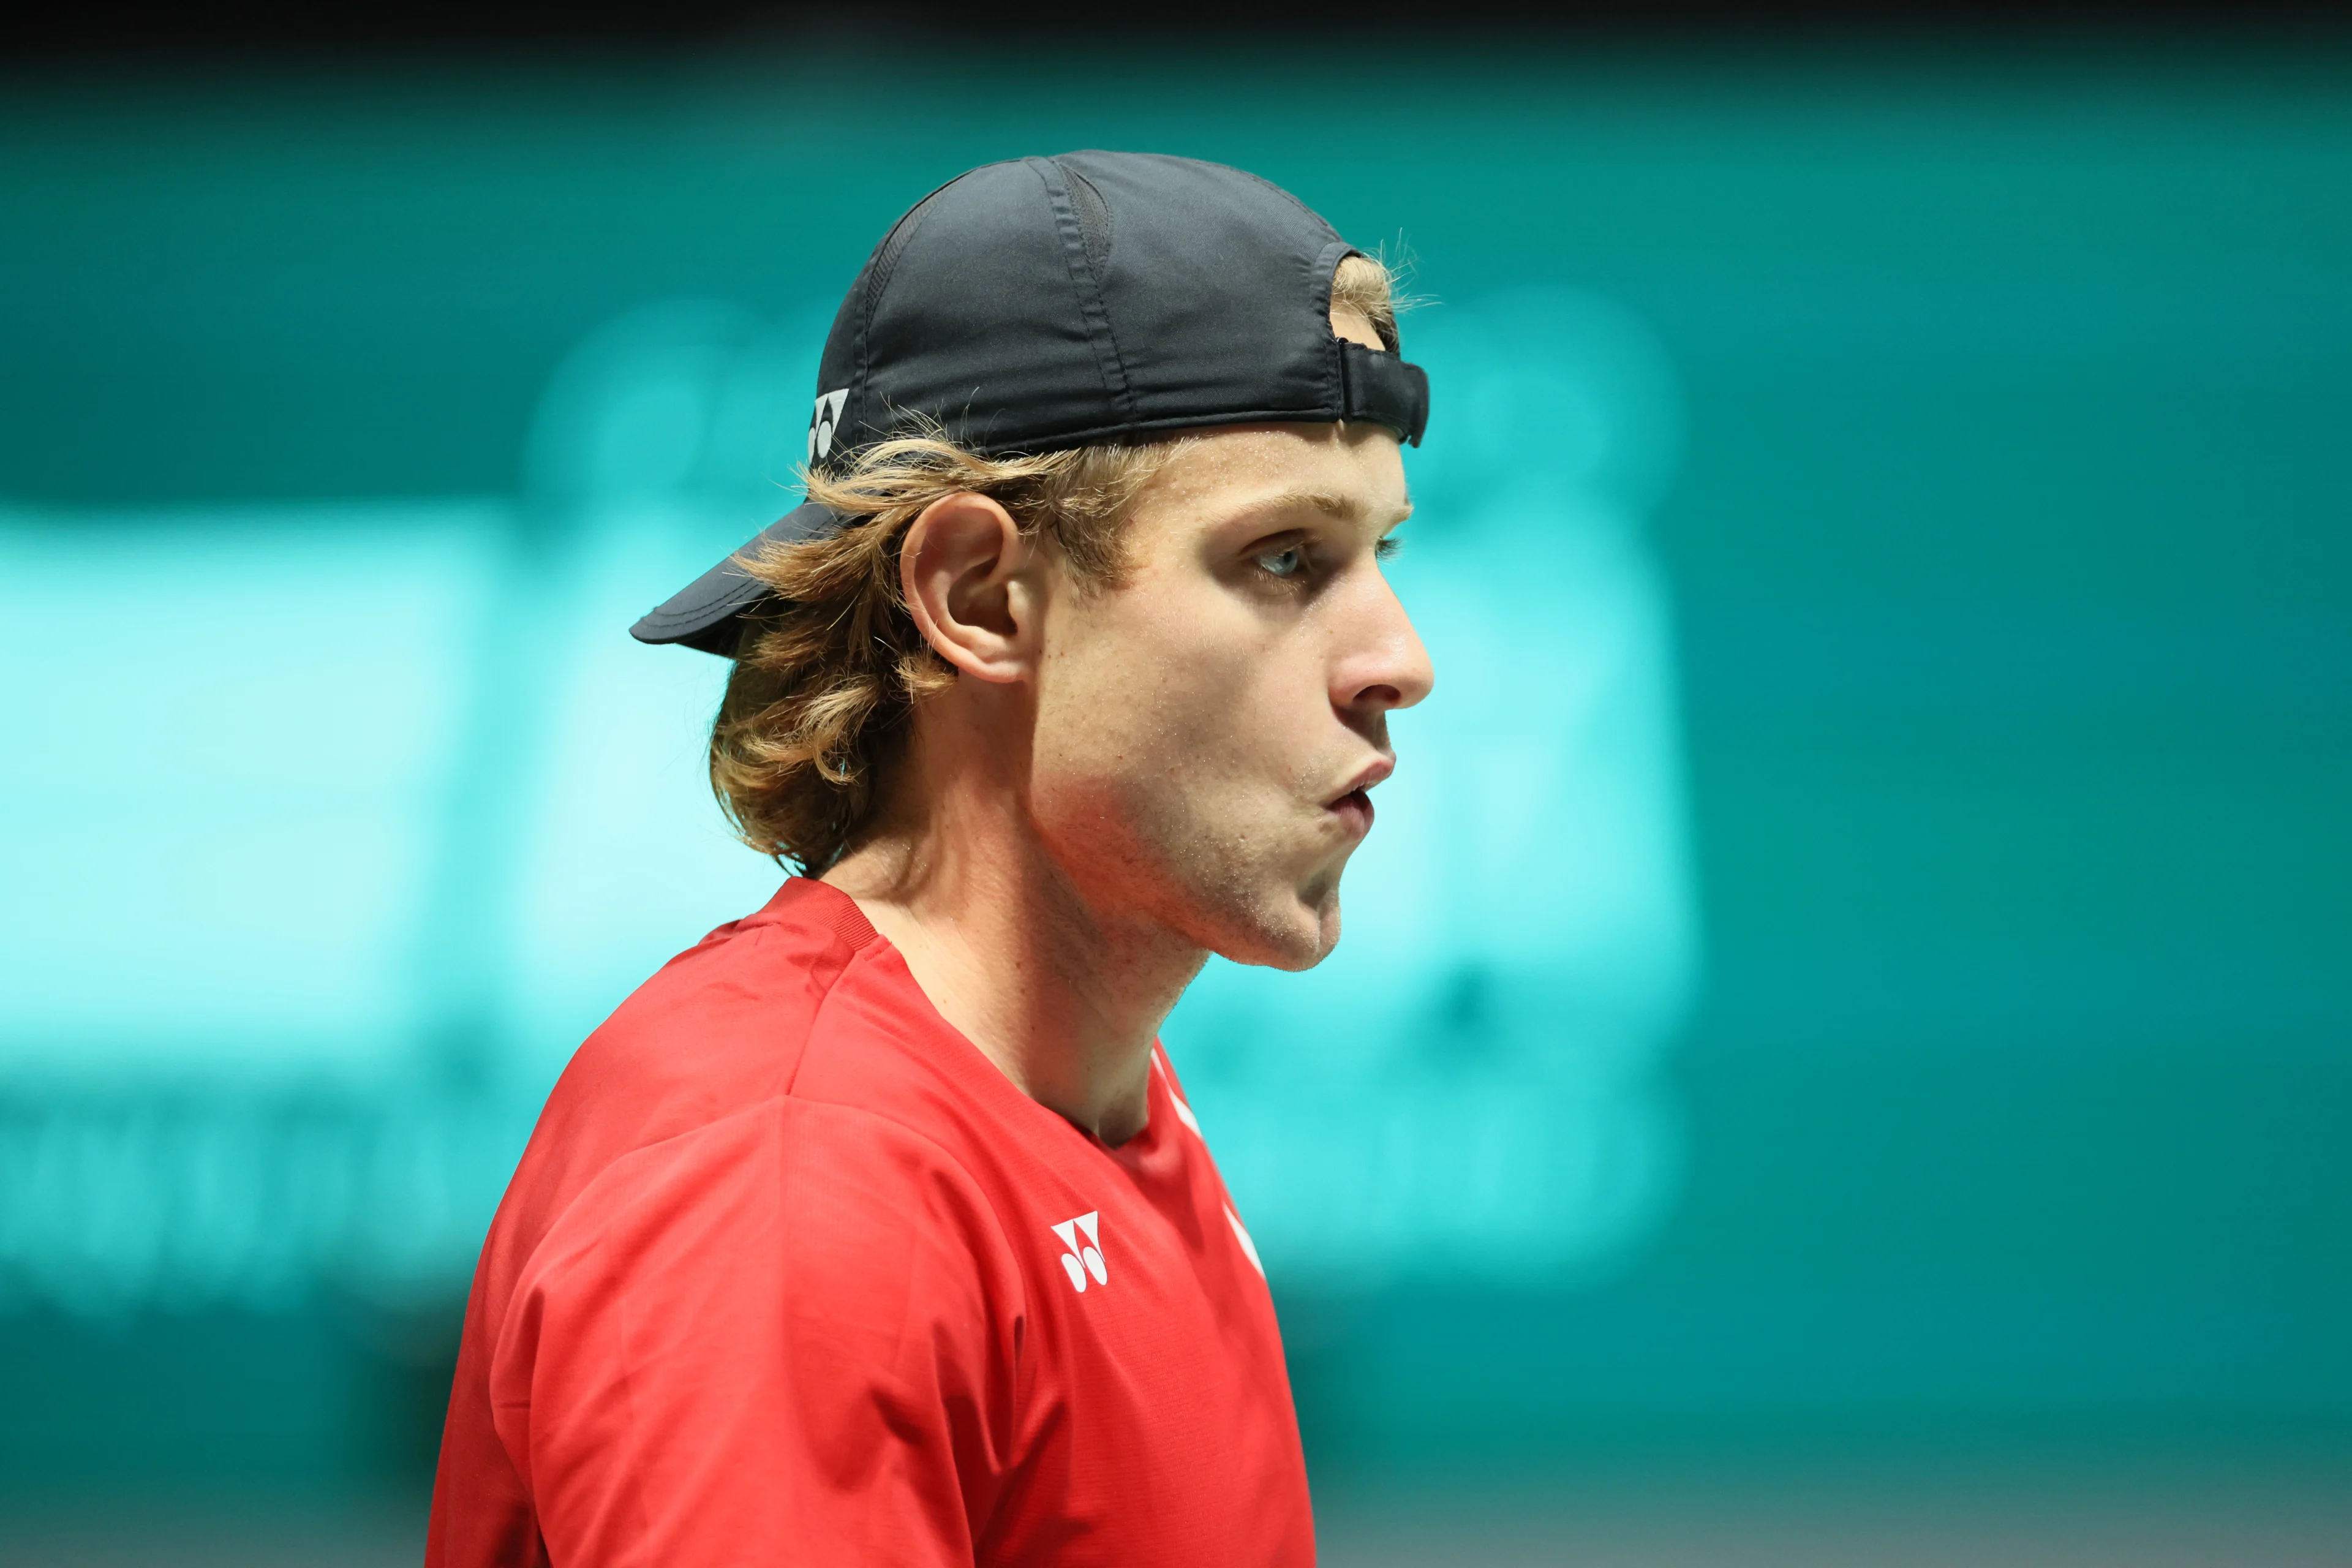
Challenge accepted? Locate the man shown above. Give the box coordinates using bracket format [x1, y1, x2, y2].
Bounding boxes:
[428, 151, 1434, 1567]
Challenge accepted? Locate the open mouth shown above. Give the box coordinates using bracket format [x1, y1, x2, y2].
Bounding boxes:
[1325, 757, 1391, 840]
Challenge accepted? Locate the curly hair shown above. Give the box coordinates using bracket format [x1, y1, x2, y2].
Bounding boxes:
[708, 435, 1178, 871]
[709, 253, 1402, 873]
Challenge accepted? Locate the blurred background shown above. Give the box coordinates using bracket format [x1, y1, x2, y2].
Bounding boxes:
[4, 10, 2351, 1564]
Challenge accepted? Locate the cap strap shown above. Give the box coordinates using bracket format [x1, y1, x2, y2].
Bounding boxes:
[1338, 340, 1430, 447]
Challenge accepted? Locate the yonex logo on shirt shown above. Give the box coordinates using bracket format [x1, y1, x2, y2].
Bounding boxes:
[1051, 1212, 1107, 1293]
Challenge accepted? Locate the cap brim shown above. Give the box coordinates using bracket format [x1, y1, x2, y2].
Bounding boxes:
[629, 501, 841, 655]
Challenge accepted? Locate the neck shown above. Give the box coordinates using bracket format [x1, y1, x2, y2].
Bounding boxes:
[821, 725, 1203, 1147]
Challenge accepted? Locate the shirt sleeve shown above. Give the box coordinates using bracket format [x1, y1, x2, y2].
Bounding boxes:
[485, 1098, 1029, 1568]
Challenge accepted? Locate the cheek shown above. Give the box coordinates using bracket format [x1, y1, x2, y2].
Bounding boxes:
[1023, 572, 1355, 964]
[1035, 592, 1298, 804]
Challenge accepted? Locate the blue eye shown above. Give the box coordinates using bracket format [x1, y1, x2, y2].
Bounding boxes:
[1255, 545, 1305, 578]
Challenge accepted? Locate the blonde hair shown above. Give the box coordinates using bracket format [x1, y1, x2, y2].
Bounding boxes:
[710, 252, 1401, 873]
[1330, 251, 1400, 349]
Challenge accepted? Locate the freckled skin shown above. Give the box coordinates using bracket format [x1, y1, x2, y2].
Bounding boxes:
[1027, 423, 1431, 971]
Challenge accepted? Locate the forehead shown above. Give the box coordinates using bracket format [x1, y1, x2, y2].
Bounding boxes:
[1126, 423, 1410, 541]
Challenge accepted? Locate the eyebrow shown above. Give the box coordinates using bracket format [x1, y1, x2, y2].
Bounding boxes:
[1241, 489, 1414, 528]
[1273, 489, 1355, 518]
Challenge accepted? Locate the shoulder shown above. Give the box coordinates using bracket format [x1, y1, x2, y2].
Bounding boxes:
[564, 878, 876, 1100]
[535, 1095, 1020, 1295]
[471, 881, 918, 1332]
[483, 1098, 1035, 1568]
[498, 1095, 1028, 1406]
[497, 881, 878, 1218]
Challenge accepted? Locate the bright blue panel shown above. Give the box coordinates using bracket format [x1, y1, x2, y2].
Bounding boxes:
[0, 505, 503, 1079]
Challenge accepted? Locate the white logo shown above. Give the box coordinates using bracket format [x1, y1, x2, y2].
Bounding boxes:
[807, 388, 849, 463]
[1050, 1211, 1107, 1293]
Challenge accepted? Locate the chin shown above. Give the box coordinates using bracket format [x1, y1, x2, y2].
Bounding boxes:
[1180, 824, 1358, 970]
[1199, 878, 1344, 973]
[1057, 784, 1354, 970]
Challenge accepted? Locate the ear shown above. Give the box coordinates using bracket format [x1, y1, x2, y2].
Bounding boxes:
[899, 491, 1042, 685]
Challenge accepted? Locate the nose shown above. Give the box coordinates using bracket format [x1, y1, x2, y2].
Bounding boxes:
[1331, 567, 1435, 719]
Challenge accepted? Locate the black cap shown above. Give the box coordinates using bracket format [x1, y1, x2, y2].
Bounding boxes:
[630, 151, 1430, 655]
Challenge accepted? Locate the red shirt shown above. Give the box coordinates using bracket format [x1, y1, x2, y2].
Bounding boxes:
[426, 878, 1313, 1567]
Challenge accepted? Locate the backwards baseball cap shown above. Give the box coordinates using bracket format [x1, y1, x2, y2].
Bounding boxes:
[629, 150, 1430, 656]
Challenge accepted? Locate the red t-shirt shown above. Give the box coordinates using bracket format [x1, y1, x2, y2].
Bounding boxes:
[426, 878, 1313, 1567]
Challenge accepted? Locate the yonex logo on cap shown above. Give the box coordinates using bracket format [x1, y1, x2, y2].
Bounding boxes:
[1051, 1212, 1107, 1293]
[807, 389, 849, 463]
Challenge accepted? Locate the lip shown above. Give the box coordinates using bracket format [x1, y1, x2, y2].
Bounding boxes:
[1329, 788, 1375, 839]
[1337, 756, 1395, 798]
[1324, 755, 1393, 840]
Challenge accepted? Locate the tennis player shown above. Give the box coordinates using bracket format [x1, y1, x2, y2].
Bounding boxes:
[426, 151, 1434, 1567]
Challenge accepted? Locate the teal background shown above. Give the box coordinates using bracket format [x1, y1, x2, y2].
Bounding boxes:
[4, 40, 2350, 1558]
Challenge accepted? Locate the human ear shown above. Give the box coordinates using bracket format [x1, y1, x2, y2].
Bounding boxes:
[899, 491, 1041, 685]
